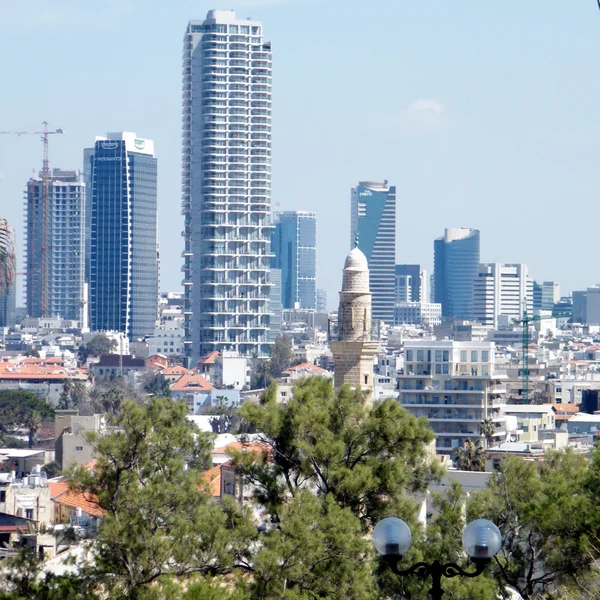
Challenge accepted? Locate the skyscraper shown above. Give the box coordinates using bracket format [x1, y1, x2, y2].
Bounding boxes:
[395, 264, 428, 303]
[25, 170, 85, 323]
[533, 281, 560, 312]
[473, 263, 533, 328]
[87, 132, 158, 340]
[433, 228, 480, 320]
[350, 181, 396, 323]
[0, 218, 16, 328]
[182, 11, 272, 361]
[271, 211, 317, 310]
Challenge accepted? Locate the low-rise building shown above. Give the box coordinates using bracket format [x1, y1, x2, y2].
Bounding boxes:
[55, 411, 106, 470]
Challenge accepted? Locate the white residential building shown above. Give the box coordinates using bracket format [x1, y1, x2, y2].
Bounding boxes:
[394, 302, 441, 327]
[182, 10, 273, 361]
[473, 263, 533, 328]
[398, 340, 509, 454]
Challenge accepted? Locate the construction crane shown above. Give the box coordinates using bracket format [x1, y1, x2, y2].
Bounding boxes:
[513, 308, 571, 404]
[0, 123, 65, 317]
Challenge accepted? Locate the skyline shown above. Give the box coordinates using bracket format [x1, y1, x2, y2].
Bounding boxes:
[1, 0, 600, 310]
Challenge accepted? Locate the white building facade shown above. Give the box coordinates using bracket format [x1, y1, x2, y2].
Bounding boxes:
[473, 263, 533, 328]
[398, 340, 508, 454]
[182, 10, 273, 362]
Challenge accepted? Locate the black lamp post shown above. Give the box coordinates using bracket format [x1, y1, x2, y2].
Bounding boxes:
[373, 517, 502, 600]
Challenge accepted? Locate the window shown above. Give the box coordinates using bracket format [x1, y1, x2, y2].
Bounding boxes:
[251, 26, 260, 35]
[460, 350, 467, 362]
[406, 350, 413, 362]
[76, 446, 83, 451]
[442, 364, 449, 374]
[0, 491, 5, 503]
[229, 24, 239, 33]
[417, 350, 424, 362]
[435, 364, 442, 375]
[25, 509, 34, 520]
[482, 350, 489, 362]
[240, 25, 249, 34]
[435, 350, 442, 362]
[471, 351, 478, 363]
[443, 351, 449, 363]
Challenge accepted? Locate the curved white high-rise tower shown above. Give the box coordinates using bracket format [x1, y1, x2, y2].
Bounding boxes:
[330, 247, 379, 396]
[182, 10, 272, 362]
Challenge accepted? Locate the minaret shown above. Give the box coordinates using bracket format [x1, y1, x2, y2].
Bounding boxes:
[330, 246, 379, 396]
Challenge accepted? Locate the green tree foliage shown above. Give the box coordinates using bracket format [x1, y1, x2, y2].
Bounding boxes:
[468, 450, 593, 599]
[238, 377, 440, 524]
[142, 372, 171, 398]
[70, 398, 255, 599]
[452, 439, 486, 471]
[0, 390, 53, 448]
[480, 417, 496, 449]
[57, 379, 88, 410]
[267, 335, 293, 379]
[42, 460, 61, 478]
[77, 334, 117, 364]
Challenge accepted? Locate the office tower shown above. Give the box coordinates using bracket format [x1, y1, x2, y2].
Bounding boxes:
[182, 11, 272, 361]
[433, 228, 480, 320]
[585, 286, 600, 325]
[25, 170, 85, 323]
[0, 218, 16, 328]
[473, 264, 533, 328]
[87, 132, 158, 340]
[395, 264, 427, 303]
[572, 290, 587, 324]
[533, 281, 560, 312]
[398, 340, 507, 454]
[316, 289, 327, 313]
[269, 267, 282, 342]
[329, 247, 378, 398]
[271, 211, 317, 310]
[350, 181, 396, 323]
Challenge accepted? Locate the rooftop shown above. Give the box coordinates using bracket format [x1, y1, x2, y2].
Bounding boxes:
[170, 374, 214, 393]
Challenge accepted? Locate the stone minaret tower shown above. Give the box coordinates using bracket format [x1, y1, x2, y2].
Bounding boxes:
[330, 247, 379, 396]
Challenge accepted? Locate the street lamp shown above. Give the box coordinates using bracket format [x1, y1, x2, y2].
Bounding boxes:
[373, 517, 502, 600]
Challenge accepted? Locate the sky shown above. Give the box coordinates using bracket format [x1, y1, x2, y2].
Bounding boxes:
[1, 0, 600, 310]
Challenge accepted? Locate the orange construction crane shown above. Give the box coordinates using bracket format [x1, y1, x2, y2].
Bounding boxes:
[0, 123, 65, 316]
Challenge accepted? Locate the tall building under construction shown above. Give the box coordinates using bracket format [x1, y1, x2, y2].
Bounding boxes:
[0, 218, 16, 328]
[25, 170, 86, 324]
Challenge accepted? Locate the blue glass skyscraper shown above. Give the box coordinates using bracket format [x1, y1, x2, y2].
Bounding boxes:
[433, 228, 480, 320]
[271, 211, 317, 310]
[350, 181, 396, 323]
[88, 132, 158, 340]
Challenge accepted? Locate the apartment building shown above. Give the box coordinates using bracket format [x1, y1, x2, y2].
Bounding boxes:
[398, 340, 508, 454]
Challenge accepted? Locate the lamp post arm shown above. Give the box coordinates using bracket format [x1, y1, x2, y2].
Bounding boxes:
[385, 557, 492, 600]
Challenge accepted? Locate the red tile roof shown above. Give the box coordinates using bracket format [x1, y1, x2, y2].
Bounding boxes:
[200, 465, 222, 497]
[48, 480, 69, 499]
[213, 441, 269, 457]
[53, 490, 106, 518]
[0, 360, 87, 381]
[162, 365, 190, 376]
[198, 351, 220, 365]
[170, 374, 214, 393]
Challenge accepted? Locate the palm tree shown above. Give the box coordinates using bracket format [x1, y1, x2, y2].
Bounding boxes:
[453, 439, 486, 472]
[480, 418, 496, 449]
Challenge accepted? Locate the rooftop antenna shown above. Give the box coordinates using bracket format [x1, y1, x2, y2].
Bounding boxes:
[354, 232, 359, 249]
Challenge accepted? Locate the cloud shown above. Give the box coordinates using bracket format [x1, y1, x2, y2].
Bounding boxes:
[383, 99, 449, 130]
[408, 99, 446, 115]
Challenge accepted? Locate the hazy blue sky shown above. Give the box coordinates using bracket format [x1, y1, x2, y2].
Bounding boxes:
[1, 0, 599, 309]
